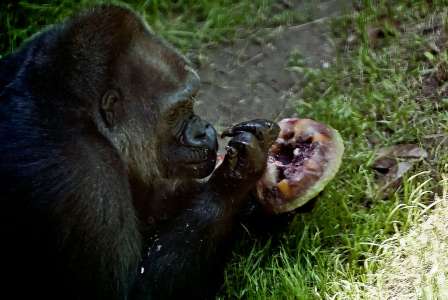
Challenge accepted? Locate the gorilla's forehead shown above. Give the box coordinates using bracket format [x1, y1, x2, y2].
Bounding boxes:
[132, 43, 183, 83]
[123, 34, 200, 109]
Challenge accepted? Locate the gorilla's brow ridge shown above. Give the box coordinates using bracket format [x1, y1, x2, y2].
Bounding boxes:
[160, 70, 200, 113]
[132, 40, 183, 85]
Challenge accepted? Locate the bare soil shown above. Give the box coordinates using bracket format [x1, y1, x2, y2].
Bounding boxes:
[194, 0, 353, 149]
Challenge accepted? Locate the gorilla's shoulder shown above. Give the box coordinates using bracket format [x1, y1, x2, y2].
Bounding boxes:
[0, 28, 60, 93]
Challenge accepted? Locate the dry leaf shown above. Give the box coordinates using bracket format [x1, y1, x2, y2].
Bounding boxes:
[372, 144, 428, 198]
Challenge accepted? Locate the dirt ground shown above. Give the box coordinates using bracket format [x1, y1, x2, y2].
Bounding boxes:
[194, 0, 353, 150]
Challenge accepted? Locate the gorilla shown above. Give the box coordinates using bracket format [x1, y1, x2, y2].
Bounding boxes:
[0, 5, 280, 300]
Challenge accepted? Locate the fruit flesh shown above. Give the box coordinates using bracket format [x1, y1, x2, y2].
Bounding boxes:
[274, 139, 317, 182]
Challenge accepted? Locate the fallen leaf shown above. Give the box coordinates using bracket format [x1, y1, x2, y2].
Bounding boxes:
[375, 144, 428, 160]
[372, 144, 427, 198]
[376, 161, 414, 197]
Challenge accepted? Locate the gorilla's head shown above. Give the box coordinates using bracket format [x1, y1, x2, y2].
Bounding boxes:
[54, 5, 218, 183]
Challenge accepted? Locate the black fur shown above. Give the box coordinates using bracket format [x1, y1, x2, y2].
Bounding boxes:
[0, 5, 279, 300]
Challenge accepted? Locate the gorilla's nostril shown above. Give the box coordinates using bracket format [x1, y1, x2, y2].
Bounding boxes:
[183, 118, 217, 149]
[194, 132, 207, 140]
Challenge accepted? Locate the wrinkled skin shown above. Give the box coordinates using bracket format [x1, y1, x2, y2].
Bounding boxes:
[0, 5, 280, 300]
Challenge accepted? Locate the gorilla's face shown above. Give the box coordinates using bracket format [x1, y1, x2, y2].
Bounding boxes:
[99, 29, 217, 182]
[157, 83, 218, 179]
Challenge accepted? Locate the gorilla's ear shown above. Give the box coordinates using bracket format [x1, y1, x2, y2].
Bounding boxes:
[100, 90, 121, 128]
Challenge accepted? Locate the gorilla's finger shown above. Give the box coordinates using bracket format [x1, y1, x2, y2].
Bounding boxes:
[222, 119, 279, 146]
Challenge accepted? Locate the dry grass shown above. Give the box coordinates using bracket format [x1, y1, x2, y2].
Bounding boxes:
[332, 175, 448, 300]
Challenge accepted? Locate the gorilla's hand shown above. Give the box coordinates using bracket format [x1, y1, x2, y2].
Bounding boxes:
[222, 119, 279, 151]
[214, 119, 279, 186]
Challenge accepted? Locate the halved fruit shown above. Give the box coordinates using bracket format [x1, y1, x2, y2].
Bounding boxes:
[256, 118, 344, 214]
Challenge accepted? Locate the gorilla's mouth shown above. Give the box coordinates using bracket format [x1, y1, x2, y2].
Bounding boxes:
[184, 147, 213, 164]
[182, 147, 217, 178]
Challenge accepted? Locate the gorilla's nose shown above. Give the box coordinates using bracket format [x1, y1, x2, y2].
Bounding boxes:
[183, 117, 218, 152]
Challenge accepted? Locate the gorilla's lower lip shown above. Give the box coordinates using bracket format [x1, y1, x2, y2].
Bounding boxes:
[185, 156, 216, 165]
[184, 147, 216, 164]
[184, 155, 216, 179]
[185, 160, 209, 165]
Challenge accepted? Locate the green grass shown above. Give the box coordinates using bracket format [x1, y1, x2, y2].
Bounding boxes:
[2, 0, 448, 299]
[221, 1, 448, 299]
[1, 0, 301, 56]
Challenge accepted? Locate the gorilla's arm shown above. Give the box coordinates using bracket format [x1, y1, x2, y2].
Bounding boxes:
[134, 124, 277, 299]
[135, 184, 240, 299]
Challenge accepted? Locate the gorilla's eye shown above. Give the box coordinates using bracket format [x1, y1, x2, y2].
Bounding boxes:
[167, 110, 178, 123]
[165, 99, 194, 125]
[181, 98, 194, 112]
